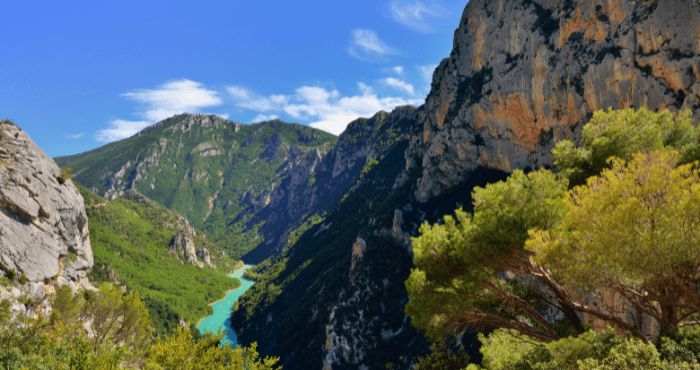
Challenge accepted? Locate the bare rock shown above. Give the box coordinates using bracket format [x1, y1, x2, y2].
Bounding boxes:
[0, 122, 93, 286]
[170, 232, 203, 268]
[196, 247, 215, 269]
[406, 0, 700, 203]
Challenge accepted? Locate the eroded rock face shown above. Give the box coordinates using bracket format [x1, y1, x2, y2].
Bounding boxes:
[197, 247, 215, 269]
[407, 0, 700, 203]
[170, 232, 203, 268]
[0, 122, 94, 299]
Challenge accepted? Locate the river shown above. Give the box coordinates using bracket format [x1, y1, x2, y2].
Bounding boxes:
[197, 264, 255, 347]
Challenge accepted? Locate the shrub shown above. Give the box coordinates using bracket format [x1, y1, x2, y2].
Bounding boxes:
[5, 268, 16, 281]
[19, 273, 27, 284]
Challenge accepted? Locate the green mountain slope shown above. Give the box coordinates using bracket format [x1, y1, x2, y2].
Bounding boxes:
[56, 114, 337, 261]
[77, 184, 244, 337]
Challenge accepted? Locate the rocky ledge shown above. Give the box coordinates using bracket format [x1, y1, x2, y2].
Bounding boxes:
[0, 121, 94, 315]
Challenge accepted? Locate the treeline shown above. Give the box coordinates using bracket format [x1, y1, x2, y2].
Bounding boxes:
[0, 284, 280, 369]
[406, 108, 700, 369]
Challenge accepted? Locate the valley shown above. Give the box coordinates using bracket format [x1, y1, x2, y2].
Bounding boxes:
[2, 0, 700, 369]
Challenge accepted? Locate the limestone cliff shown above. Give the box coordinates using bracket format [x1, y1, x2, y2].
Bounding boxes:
[407, 0, 700, 203]
[233, 1, 700, 369]
[0, 120, 94, 315]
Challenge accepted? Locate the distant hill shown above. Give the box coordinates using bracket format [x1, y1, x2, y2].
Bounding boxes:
[76, 184, 243, 337]
[56, 114, 338, 262]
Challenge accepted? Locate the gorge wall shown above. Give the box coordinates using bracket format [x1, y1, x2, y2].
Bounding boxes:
[0, 120, 94, 315]
[233, 0, 700, 369]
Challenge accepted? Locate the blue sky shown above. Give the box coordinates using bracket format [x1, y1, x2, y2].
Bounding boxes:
[2, 0, 468, 157]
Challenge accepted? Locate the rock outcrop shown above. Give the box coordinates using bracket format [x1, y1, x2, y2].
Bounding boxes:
[196, 247, 215, 269]
[0, 121, 94, 315]
[170, 232, 203, 268]
[406, 0, 700, 203]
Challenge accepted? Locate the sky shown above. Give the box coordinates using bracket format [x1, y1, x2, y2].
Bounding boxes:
[2, 0, 469, 158]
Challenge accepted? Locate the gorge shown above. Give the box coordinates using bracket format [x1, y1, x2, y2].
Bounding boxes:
[2, 0, 700, 368]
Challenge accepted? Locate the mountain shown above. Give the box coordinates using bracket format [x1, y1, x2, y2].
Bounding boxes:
[0, 119, 93, 316]
[55, 115, 338, 262]
[76, 184, 243, 337]
[230, 0, 700, 368]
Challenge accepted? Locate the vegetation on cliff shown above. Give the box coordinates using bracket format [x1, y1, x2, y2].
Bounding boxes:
[0, 284, 280, 369]
[77, 184, 244, 337]
[56, 115, 337, 262]
[406, 108, 700, 368]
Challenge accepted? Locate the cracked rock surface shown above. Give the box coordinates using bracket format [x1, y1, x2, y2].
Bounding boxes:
[0, 122, 93, 292]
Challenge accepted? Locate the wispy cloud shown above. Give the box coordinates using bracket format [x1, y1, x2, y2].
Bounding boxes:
[226, 87, 288, 111]
[227, 83, 422, 135]
[121, 79, 222, 122]
[95, 120, 152, 142]
[391, 1, 444, 33]
[347, 29, 399, 62]
[96, 80, 223, 142]
[63, 132, 85, 139]
[384, 77, 415, 95]
[252, 114, 279, 123]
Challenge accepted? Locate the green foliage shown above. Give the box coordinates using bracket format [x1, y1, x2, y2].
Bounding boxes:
[361, 156, 379, 176]
[475, 327, 700, 370]
[552, 107, 697, 187]
[19, 273, 27, 284]
[529, 150, 700, 333]
[0, 286, 149, 369]
[145, 326, 282, 369]
[5, 268, 16, 281]
[57, 167, 75, 185]
[412, 336, 470, 370]
[76, 184, 243, 337]
[405, 169, 569, 341]
[1, 284, 280, 369]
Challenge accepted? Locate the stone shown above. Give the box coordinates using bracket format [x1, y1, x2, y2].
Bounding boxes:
[170, 232, 203, 268]
[196, 247, 215, 269]
[0, 122, 93, 286]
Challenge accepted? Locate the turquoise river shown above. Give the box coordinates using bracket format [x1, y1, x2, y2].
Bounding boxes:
[197, 264, 255, 347]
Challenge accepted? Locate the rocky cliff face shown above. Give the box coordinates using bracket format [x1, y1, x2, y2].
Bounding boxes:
[234, 0, 700, 369]
[0, 120, 94, 315]
[407, 0, 700, 203]
[241, 106, 418, 263]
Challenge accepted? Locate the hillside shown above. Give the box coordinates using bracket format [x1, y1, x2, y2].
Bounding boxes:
[76, 184, 244, 337]
[231, 0, 700, 369]
[56, 115, 337, 262]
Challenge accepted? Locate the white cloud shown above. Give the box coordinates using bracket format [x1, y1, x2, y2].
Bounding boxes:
[226, 86, 288, 112]
[121, 79, 223, 122]
[392, 66, 405, 75]
[96, 80, 224, 143]
[63, 132, 85, 139]
[252, 114, 279, 123]
[391, 1, 443, 33]
[228, 83, 422, 135]
[347, 29, 399, 62]
[95, 120, 152, 142]
[384, 77, 415, 95]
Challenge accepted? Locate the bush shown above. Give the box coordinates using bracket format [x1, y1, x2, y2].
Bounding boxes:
[19, 273, 27, 285]
[5, 269, 16, 281]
